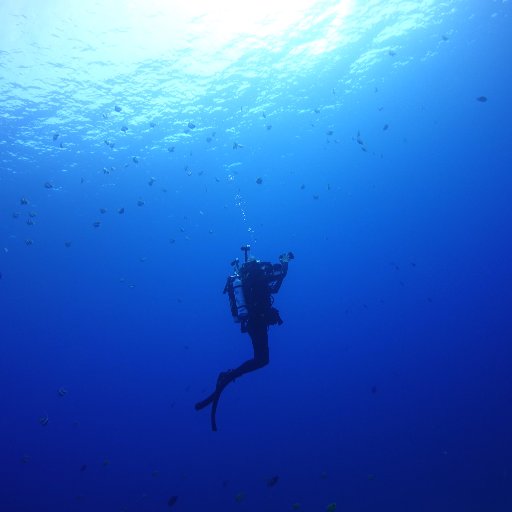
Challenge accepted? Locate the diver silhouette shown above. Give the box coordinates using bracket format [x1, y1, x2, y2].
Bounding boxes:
[195, 245, 293, 431]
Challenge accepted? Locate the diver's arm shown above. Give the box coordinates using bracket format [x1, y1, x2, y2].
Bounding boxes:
[268, 264, 286, 293]
[268, 252, 293, 293]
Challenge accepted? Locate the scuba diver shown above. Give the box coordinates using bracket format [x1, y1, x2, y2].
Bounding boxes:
[195, 245, 294, 431]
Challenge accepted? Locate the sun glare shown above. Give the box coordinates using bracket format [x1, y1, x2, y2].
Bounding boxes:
[122, 0, 354, 57]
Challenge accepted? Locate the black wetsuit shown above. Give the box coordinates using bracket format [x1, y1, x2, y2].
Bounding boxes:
[195, 258, 288, 431]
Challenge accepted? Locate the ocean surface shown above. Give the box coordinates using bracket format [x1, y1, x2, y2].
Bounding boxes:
[1, 1, 511, 511]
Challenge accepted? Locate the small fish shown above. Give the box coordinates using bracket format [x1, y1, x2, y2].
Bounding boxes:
[52, 133, 59, 141]
[20, 197, 29, 205]
[326, 130, 333, 136]
[476, 96, 487, 102]
[64, 241, 72, 248]
[167, 496, 178, 507]
[93, 221, 101, 228]
[114, 105, 122, 112]
[132, 156, 139, 164]
[168, 146, 175, 152]
[44, 181, 53, 190]
[148, 177, 156, 186]
[266, 475, 279, 487]
[121, 125, 128, 132]
[137, 199, 145, 207]
[266, 124, 272, 130]
[118, 208, 125, 214]
[80, 464, 87, 472]
[39, 414, 49, 426]
[188, 122, 195, 129]
[149, 122, 156, 128]
[326, 503, 337, 512]
[99, 208, 107, 214]
[58, 387, 68, 396]
[314, 108, 320, 113]
[256, 177, 263, 185]
[25, 239, 33, 246]
[383, 124, 389, 131]
[388, 50, 396, 56]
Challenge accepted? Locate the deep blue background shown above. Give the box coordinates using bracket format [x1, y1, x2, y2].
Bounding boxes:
[1, 2, 512, 511]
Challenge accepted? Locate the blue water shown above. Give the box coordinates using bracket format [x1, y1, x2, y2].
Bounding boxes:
[1, 1, 512, 511]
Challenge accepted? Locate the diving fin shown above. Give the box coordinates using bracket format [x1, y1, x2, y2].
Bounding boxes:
[194, 391, 216, 411]
[211, 392, 220, 432]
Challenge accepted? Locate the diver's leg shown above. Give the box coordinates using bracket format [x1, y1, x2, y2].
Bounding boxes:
[207, 322, 269, 430]
[220, 320, 269, 384]
[195, 322, 269, 409]
[195, 320, 270, 426]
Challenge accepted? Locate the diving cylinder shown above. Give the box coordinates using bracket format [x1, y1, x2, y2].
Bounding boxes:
[232, 277, 248, 321]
